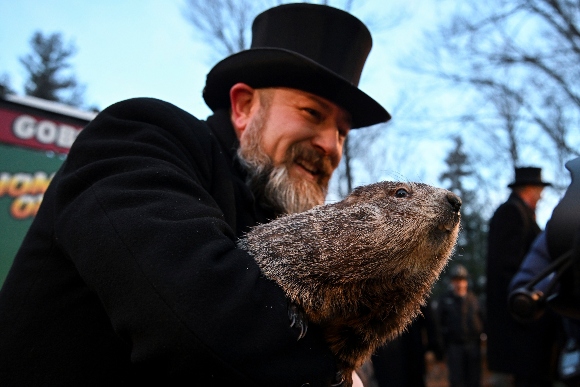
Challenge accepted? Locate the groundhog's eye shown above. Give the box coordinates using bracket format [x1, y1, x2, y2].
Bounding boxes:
[395, 188, 409, 198]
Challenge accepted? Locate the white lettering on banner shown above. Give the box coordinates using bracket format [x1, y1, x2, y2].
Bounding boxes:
[36, 120, 57, 144]
[57, 125, 78, 148]
[12, 114, 80, 149]
[12, 115, 36, 139]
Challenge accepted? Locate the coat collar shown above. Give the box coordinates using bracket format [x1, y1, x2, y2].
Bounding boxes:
[204, 109, 250, 181]
[205, 109, 239, 155]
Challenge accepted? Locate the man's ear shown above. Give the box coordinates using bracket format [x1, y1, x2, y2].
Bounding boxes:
[230, 83, 258, 139]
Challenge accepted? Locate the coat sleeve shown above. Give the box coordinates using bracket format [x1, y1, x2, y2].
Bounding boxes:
[52, 98, 336, 385]
[509, 232, 553, 293]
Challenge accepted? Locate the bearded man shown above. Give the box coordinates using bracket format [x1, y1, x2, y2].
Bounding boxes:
[0, 4, 390, 386]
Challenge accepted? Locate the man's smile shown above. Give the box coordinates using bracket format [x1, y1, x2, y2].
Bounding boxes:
[294, 159, 320, 180]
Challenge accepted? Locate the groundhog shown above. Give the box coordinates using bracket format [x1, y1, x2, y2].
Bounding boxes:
[239, 181, 461, 386]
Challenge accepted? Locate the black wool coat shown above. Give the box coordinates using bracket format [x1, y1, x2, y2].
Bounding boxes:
[0, 98, 337, 386]
[485, 193, 558, 377]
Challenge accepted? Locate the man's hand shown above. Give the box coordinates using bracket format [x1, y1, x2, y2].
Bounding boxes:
[352, 371, 364, 387]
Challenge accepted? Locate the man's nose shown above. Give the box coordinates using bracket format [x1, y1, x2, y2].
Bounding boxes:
[311, 127, 341, 164]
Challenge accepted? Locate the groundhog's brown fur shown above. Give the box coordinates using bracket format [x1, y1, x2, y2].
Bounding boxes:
[239, 181, 461, 386]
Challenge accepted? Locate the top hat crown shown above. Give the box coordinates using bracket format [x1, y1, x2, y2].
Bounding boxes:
[508, 167, 552, 188]
[202, 3, 390, 129]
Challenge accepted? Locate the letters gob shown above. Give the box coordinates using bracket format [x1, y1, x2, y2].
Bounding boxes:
[12, 115, 81, 149]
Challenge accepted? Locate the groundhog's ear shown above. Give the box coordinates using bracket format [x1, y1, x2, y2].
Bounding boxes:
[349, 186, 368, 198]
[338, 190, 362, 207]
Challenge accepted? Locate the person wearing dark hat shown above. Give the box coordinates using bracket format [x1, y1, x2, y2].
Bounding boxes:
[437, 264, 484, 387]
[508, 157, 580, 386]
[0, 4, 388, 386]
[485, 167, 559, 386]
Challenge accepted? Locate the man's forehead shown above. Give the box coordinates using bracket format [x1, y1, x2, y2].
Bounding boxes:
[524, 185, 545, 191]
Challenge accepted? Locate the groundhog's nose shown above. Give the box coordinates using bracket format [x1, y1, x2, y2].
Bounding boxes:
[447, 192, 462, 213]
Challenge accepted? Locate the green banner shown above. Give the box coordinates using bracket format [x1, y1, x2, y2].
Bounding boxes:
[0, 143, 65, 285]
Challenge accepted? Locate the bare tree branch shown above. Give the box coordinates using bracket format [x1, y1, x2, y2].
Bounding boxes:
[411, 0, 579, 187]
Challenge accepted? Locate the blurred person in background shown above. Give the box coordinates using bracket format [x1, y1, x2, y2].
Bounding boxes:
[486, 167, 559, 386]
[438, 264, 484, 387]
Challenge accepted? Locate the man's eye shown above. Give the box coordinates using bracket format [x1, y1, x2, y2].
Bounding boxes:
[395, 188, 409, 198]
[304, 108, 322, 120]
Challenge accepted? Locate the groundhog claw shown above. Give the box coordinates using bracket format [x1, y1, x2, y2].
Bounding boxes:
[330, 371, 346, 386]
[288, 303, 308, 340]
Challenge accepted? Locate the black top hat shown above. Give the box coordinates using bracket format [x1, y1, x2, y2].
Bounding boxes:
[508, 167, 552, 188]
[202, 3, 390, 129]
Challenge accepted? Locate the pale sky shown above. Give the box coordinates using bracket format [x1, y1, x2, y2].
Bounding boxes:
[0, 0, 433, 118]
[0, 0, 444, 183]
[0, 0, 563, 226]
[1, 0, 215, 117]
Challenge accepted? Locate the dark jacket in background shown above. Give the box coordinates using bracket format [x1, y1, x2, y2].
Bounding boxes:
[485, 192, 558, 378]
[0, 98, 336, 386]
[438, 290, 483, 346]
[438, 289, 483, 387]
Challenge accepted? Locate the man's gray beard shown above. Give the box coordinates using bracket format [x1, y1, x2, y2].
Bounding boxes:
[262, 163, 327, 214]
[236, 113, 328, 215]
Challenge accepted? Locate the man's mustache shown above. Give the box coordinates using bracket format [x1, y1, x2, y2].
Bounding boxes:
[287, 142, 334, 182]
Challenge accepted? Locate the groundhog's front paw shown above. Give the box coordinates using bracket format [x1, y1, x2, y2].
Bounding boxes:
[288, 303, 308, 340]
[331, 371, 347, 386]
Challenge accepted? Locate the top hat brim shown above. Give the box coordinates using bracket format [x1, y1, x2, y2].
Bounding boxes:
[203, 48, 391, 129]
[508, 181, 552, 188]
